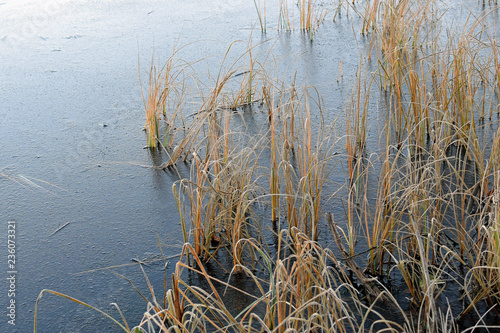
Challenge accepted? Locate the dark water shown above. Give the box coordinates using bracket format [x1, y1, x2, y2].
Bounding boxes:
[1, 0, 499, 332]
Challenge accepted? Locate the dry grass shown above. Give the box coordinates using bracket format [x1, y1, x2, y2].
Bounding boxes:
[136, 0, 500, 328]
[255, 0, 335, 38]
[36, 0, 500, 331]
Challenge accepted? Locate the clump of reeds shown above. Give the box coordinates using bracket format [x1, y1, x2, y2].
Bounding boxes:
[151, 2, 500, 325]
[134, 230, 412, 333]
[255, 0, 335, 37]
[298, 0, 330, 37]
[141, 45, 191, 150]
[37, 1, 500, 331]
[278, 0, 292, 31]
[340, 0, 500, 326]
